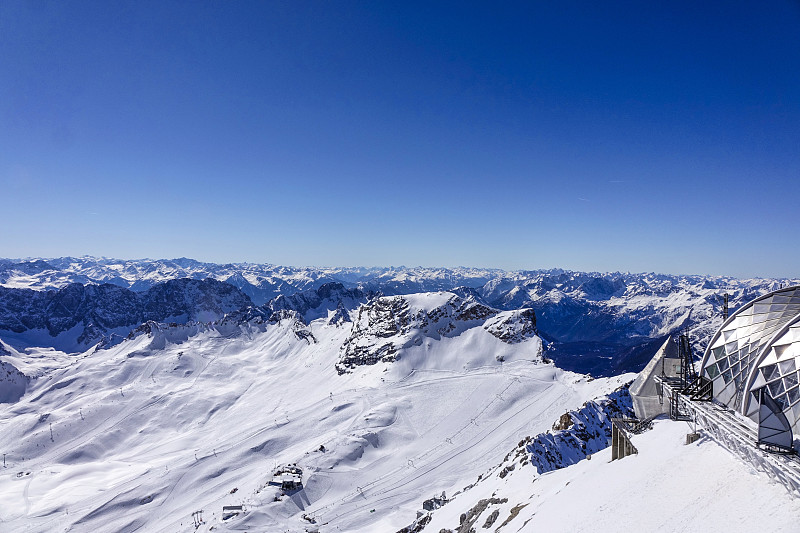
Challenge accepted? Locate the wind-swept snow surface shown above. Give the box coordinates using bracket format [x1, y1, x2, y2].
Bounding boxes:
[0, 305, 625, 532]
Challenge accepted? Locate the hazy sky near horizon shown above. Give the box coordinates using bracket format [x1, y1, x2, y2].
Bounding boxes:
[1, 1, 798, 277]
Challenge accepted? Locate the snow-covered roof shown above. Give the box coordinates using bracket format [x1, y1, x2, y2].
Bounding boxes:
[700, 285, 800, 434]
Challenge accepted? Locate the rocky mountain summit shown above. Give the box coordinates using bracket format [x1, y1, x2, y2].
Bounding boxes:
[336, 292, 538, 374]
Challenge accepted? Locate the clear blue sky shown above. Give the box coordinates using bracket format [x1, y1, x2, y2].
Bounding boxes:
[1, 1, 798, 277]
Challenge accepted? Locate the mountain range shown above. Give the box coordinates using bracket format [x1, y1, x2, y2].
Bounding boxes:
[0, 257, 795, 376]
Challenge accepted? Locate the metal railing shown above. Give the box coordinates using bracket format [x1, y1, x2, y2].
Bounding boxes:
[660, 380, 800, 497]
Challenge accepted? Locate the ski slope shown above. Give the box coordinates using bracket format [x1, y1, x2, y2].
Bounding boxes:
[0, 310, 627, 532]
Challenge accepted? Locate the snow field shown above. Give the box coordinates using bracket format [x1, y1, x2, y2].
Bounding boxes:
[0, 311, 623, 532]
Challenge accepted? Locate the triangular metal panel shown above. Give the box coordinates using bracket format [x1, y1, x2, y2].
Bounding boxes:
[754, 303, 771, 314]
[772, 343, 790, 359]
[710, 336, 727, 350]
[761, 349, 779, 367]
[751, 371, 767, 390]
[763, 317, 786, 331]
[746, 392, 760, 417]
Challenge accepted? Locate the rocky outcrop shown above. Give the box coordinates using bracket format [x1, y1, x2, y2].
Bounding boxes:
[335, 292, 536, 374]
[526, 384, 634, 473]
[457, 497, 507, 533]
[328, 301, 352, 326]
[0, 341, 28, 403]
[483, 308, 537, 343]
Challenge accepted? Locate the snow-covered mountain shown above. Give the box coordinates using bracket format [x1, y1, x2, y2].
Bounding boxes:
[0, 278, 253, 352]
[337, 292, 537, 374]
[1, 257, 796, 375]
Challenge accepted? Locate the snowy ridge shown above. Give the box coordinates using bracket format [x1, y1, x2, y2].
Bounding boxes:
[266, 282, 372, 323]
[392, 382, 636, 530]
[416, 418, 800, 533]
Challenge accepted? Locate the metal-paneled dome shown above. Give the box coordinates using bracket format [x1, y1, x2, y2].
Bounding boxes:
[700, 286, 800, 436]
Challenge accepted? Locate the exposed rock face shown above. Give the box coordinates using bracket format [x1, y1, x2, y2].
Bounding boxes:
[140, 278, 250, 322]
[0, 279, 253, 349]
[483, 308, 537, 343]
[526, 384, 634, 473]
[455, 497, 507, 533]
[215, 305, 272, 326]
[0, 283, 141, 335]
[335, 292, 537, 374]
[0, 352, 28, 403]
[328, 301, 352, 327]
[553, 412, 574, 431]
[482, 509, 500, 528]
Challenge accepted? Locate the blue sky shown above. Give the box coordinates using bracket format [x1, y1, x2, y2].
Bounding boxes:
[1, 1, 798, 277]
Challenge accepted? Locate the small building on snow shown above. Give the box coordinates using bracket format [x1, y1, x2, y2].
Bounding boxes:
[270, 464, 303, 491]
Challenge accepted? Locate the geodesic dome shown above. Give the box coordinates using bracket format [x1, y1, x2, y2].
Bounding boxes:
[700, 286, 800, 437]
